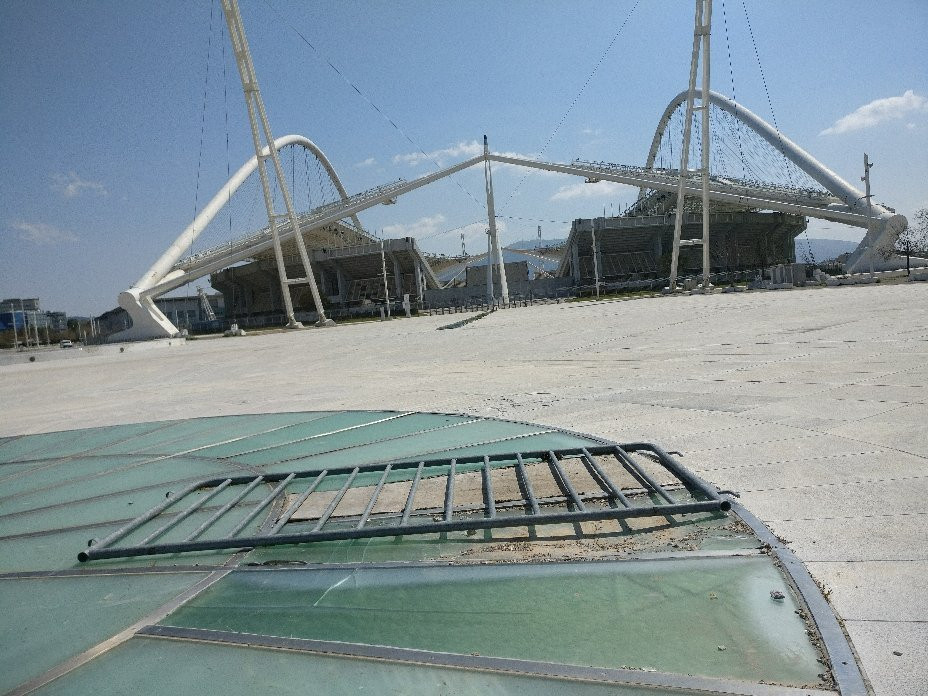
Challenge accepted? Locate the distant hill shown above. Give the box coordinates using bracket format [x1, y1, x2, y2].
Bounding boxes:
[794, 238, 859, 263]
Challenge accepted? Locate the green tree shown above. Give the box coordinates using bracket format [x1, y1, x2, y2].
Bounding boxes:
[881, 208, 928, 274]
[895, 208, 928, 256]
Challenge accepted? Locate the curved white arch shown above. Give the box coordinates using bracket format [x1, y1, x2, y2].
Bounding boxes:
[117, 135, 361, 340]
[132, 135, 360, 293]
[644, 90, 892, 220]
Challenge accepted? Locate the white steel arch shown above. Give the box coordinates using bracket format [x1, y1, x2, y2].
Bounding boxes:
[115, 135, 361, 340]
[115, 97, 914, 341]
[643, 89, 908, 272]
[646, 90, 883, 217]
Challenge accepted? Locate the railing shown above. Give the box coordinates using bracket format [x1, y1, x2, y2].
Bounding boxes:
[170, 180, 407, 272]
[79, 443, 729, 562]
[574, 158, 836, 209]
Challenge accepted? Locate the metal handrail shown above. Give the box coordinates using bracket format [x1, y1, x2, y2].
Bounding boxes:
[79, 443, 729, 562]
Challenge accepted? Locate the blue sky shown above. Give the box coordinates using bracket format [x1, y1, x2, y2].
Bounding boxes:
[1, 0, 926, 316]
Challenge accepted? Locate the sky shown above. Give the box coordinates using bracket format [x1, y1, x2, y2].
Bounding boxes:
[1, 0, 926, 316]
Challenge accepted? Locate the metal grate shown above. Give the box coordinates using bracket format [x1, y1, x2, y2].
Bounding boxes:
[78, 443, 729, 562]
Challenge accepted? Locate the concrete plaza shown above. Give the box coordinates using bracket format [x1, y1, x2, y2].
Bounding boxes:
[2, 282, 926, 695]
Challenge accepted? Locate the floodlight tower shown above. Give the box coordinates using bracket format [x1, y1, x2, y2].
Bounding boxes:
[668, 0, 713, 292]
[220, 0, 332, 327]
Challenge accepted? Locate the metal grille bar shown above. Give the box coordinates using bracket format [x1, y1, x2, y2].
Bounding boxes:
[78, 444, 729, 562]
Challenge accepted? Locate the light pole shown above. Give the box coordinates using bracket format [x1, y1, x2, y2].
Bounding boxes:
[861, 154, 874, 275]
[380, 236, 391, 318]
[9, 302, 20, 350]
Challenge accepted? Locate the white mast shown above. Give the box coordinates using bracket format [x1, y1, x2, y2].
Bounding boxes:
[668, 0, 712, 291]
[486, 230, 494, 302]
[484, 136, 509, 304]
[220, 0, 333, 327]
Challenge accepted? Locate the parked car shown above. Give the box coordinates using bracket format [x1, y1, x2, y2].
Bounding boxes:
[60, 339, 73, 348]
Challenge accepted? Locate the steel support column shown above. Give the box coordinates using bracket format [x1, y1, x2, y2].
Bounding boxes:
[220, 0, 331, 328]
[669, 0, 712, 291]
[484, 136, 509, 304]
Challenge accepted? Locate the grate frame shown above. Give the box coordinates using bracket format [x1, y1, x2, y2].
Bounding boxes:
[78, 443, 729, 562]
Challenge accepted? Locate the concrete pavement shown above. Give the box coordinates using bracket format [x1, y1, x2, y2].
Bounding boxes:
[2, 281, 925, 695]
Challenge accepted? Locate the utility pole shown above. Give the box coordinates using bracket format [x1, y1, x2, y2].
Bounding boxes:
[220, 0, 333, 328]
[591, 219, 601, 298]
[862, 153, 874, 275]
[668, 0, 712, 292]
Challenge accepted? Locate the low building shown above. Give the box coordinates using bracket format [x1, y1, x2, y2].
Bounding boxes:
[559, 211, 807, 285]
[154, 294, 225, 329]
[210, 237, 439, 320]
[46, 311, 68, 331]
[0, 298, 68, 332]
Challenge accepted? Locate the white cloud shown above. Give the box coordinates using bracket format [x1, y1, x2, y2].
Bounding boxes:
[550, 180, 634, 201]
[382, 214, 448, 239]
[10, 220, 78, 244]
[355, 157, 377, 168]
[393, 140, 482, 167]
[51, 172, 107, 198]
[820, 90, 928, 135]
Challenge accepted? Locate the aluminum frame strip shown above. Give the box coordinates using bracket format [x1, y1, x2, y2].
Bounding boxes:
[138, 624, 838, 696]
[5, 556, 246, 696]
[730, 502, 869, 696]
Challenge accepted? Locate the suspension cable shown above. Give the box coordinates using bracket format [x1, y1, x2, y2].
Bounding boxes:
[721, 0, 746, 179]
[741, 1, 794, 183]
[741, 0, 815, 265]
[260, 0, 484, 212]
[500, 0, 641, 213]
[191, 0, 216, 257]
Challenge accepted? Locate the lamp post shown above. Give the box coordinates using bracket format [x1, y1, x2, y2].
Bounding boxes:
[380, 236, 391, 318]
[861, 154, 874, 276]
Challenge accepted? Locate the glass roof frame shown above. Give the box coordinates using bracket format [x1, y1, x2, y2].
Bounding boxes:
[0, 410, 870, 696]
